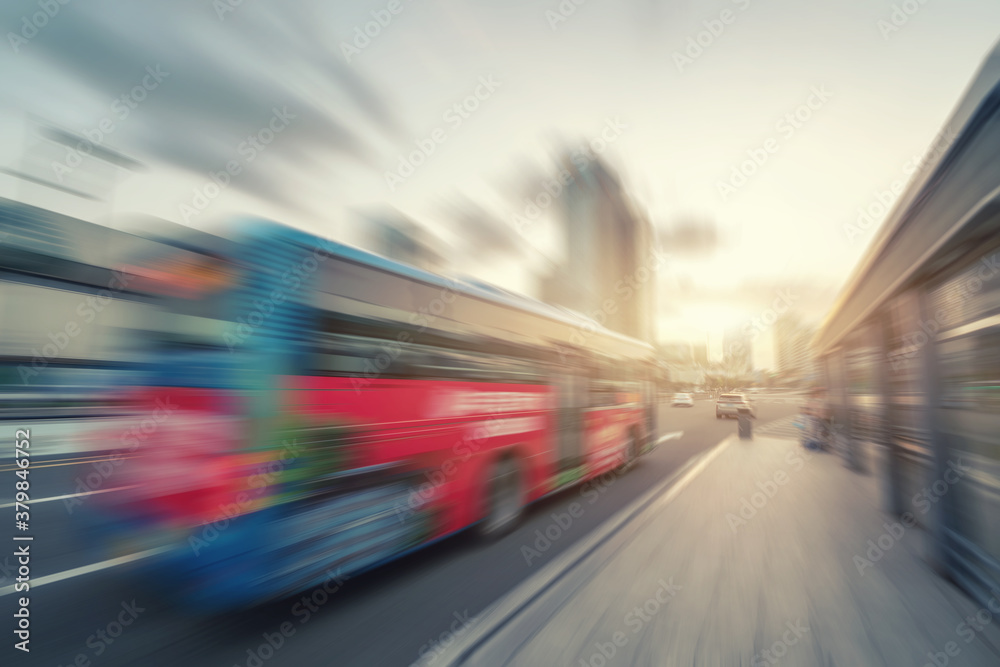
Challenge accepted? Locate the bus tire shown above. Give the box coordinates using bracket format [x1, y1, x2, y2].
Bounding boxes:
[475, 455, 524, 540]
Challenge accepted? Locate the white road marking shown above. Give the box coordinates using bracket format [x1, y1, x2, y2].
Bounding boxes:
[656, 431, 683, 445]
[0, 546, 174, 597]
[0, 485, 137, 509]
[425, 435, 733, 666]
[647, 435, 729, 511]
[0, 430, 689, 598]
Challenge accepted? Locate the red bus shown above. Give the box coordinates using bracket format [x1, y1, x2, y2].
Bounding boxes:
[90, 219, 659, 607]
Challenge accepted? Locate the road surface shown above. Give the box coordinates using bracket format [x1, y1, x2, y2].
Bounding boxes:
[1, 395, 801, 667]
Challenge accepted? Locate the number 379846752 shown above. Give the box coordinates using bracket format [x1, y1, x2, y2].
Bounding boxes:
[14, 429, 30, 525]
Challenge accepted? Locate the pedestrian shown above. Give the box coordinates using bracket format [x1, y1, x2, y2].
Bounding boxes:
[796, 403, 816, 450]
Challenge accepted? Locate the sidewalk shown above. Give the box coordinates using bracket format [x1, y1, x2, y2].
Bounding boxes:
[434, 431, 1000, 666]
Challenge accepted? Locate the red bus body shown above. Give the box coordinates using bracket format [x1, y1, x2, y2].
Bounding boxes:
[89, 220, 659, 607]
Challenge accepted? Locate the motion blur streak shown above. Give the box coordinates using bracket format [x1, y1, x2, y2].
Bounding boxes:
[3, 2, 1000, 667]
[0, 203, 658, 611]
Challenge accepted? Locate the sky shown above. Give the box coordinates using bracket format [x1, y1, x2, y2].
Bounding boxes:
[2, 0, 999, 368]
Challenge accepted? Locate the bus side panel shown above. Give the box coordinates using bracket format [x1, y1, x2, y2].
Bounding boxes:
[279, 376, 558, 537]
[582, 406, 646, 480]
[443, 414, 552, 533]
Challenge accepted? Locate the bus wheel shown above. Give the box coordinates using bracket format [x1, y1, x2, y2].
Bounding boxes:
[477, 456, 523, 539]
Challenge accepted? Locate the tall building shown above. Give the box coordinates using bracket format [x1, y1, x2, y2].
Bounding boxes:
[691, 342, 708, 367]
[723, 326, 753, 373]
[774, 313, 815, 379]
[658, 342, 692, 365]
[540, 156, 657, 342]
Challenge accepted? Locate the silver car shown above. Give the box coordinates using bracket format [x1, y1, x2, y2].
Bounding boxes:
[716, 393, 755, 419]
[671, 392, 694, 407]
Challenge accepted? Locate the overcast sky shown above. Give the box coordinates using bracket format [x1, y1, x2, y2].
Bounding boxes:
[2, 0, 999, 367]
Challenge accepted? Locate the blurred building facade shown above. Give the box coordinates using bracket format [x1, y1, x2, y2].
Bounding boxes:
[657, 342, 706, 390]
[815, 43, 1000, 609]
[0, 198, 159, 416]
[774, 313, 816, 383]
[722, 326, 752, 374]
[658, 342, 692, 365]
[692, 342, 709, 367]
[541, 156, 656, 343]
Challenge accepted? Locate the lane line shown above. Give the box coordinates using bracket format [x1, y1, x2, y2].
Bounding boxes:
[0, 485, 137, 509]
[426, 434, 733, 667]
[0, 455, 137, 472]
[644, 435, 728, 512]
[656, 431, 683, 445]
[0, 431, 692, 599]
[0, 546, 173, 597]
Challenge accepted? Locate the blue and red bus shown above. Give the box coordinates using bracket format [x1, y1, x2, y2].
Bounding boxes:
[89, 220, 660, 607]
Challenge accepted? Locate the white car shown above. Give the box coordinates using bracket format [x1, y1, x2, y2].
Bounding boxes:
[671, 393, 694, 407]
[716, 393, 756, 419]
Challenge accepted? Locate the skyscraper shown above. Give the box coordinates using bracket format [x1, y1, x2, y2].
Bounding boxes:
[775, 313, 815, 380]
[658, 342, 692, 365]
[723, 326, 753, 373]
[541, 155, 657, 342]
[692, 342, 709, 367]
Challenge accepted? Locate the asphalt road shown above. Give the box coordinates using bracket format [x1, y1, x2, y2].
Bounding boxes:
[2, 396, 801, 667]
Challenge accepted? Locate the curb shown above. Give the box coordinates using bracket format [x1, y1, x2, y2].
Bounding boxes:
[419, 434, 733, 666]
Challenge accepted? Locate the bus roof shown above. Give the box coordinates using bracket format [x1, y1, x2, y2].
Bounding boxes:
[238, 219, 656, 363]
